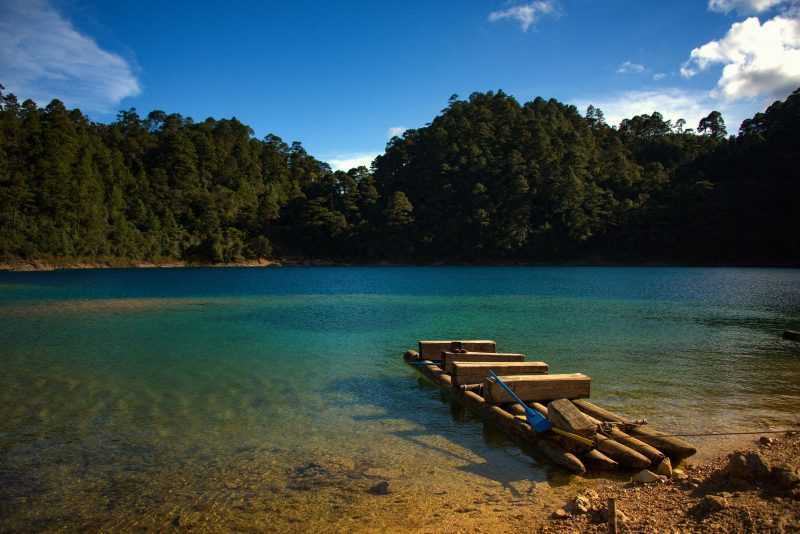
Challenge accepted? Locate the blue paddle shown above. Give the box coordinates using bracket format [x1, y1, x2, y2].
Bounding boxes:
[487, 370, 552, 433]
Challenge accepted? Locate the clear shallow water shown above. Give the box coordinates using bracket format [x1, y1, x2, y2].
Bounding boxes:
[1, 267, 799, 531]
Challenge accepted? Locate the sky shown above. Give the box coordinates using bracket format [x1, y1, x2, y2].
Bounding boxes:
[2, 0, 799, 170]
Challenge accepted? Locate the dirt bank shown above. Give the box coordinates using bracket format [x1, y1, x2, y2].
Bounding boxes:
[538, 432, 800, 533]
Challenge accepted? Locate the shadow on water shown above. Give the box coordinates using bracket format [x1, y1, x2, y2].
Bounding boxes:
[324, 370, 576, 495]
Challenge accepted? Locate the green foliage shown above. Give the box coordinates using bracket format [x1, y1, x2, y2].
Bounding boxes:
[0, 84, 797, 264]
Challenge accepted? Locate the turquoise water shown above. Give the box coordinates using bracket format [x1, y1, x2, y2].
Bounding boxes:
[1, 267, 800, 530]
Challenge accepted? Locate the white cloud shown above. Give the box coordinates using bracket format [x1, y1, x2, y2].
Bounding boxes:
[708, 0, 788, 14]
[326, 152, 380, 172]
[617, 61, 646, 74]
[573, 88, 757, 133]
[488, 1, 556, 31]
[681, 15, 800, 101]
[653, 72, 668, 81]
[0, 0, 140, 113]
[387, 126, 406, 138]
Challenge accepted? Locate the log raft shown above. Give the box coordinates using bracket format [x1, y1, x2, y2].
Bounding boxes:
[405, 340, 698, 476]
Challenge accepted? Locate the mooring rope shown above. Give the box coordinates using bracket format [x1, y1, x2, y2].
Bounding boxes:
[642, 429, 800, 438]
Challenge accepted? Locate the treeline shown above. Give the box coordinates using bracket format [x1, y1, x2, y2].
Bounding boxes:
[0, 86, 798, 264]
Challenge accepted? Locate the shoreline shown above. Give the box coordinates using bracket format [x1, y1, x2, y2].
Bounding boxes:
[1, 257, 799, 272]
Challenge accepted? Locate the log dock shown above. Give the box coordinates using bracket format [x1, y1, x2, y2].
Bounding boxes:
[404, 340, 697, 475]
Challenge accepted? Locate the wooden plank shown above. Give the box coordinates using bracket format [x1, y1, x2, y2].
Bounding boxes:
[450, 361, 548, 386]
[417, 340, 496, 359]
[442, 351, 524, 371]
[547, 399, 596, 436]
[483, 373, 590, 404]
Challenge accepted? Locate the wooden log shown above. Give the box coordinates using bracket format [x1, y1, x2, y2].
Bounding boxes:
[518, 400, 641, 467]
[784, 329, 800, 341]
[547, 399, 596, 437]
[538, 400, 648, 468]
[484, 373, 591, 404]
[537, 439, 587, 475]
[572, 399, 626, 423]
[530, 402, 549, 417]
[418, 340, 496, 359]
[594, 435, 651, 469]
[417, 362, 452, 387]
[582, 449, 618, 470]
[442, 351, 525, 371]
[587, 414, 663, 462]
[450, 361, 548, 386]
[572, 399, 697, 460]
[627, 427, 697, 460]
[581, 412, 664, 462]
[403, 350, 420, 361]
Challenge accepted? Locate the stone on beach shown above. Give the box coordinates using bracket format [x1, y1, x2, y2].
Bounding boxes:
[631, 469, 666, 484]
[654, 457, 672, 477]
[692, 494, 728, 518]
[724, 451, 770, 482]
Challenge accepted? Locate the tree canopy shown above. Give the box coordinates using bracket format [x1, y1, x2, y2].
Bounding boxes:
[1, 84, 798, 265]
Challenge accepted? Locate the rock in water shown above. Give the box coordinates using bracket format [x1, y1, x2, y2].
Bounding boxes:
[654, 457, 672, 477]
[368, 481, 390, 495]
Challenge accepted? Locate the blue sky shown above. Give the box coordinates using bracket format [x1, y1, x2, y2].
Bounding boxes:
[2, 0, 799, 169]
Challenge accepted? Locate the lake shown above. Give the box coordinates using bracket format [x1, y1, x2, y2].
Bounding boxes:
[1, 267, 799, 531]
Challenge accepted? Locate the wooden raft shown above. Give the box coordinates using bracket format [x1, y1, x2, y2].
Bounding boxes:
[406, 339, 697, 475]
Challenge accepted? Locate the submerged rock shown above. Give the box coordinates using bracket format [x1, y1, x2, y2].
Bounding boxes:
[368, 480, 390, 495]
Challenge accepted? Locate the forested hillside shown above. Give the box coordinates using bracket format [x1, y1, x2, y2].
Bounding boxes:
[0, 86, 798, 265]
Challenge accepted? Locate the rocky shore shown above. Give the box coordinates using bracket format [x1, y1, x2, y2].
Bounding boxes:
[540, 433, 800, 533]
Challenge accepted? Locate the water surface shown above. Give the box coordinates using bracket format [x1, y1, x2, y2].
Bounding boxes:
[1, 267, 799, 531]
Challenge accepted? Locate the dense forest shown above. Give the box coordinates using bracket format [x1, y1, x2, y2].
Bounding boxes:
[0, 84, 798, 265]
